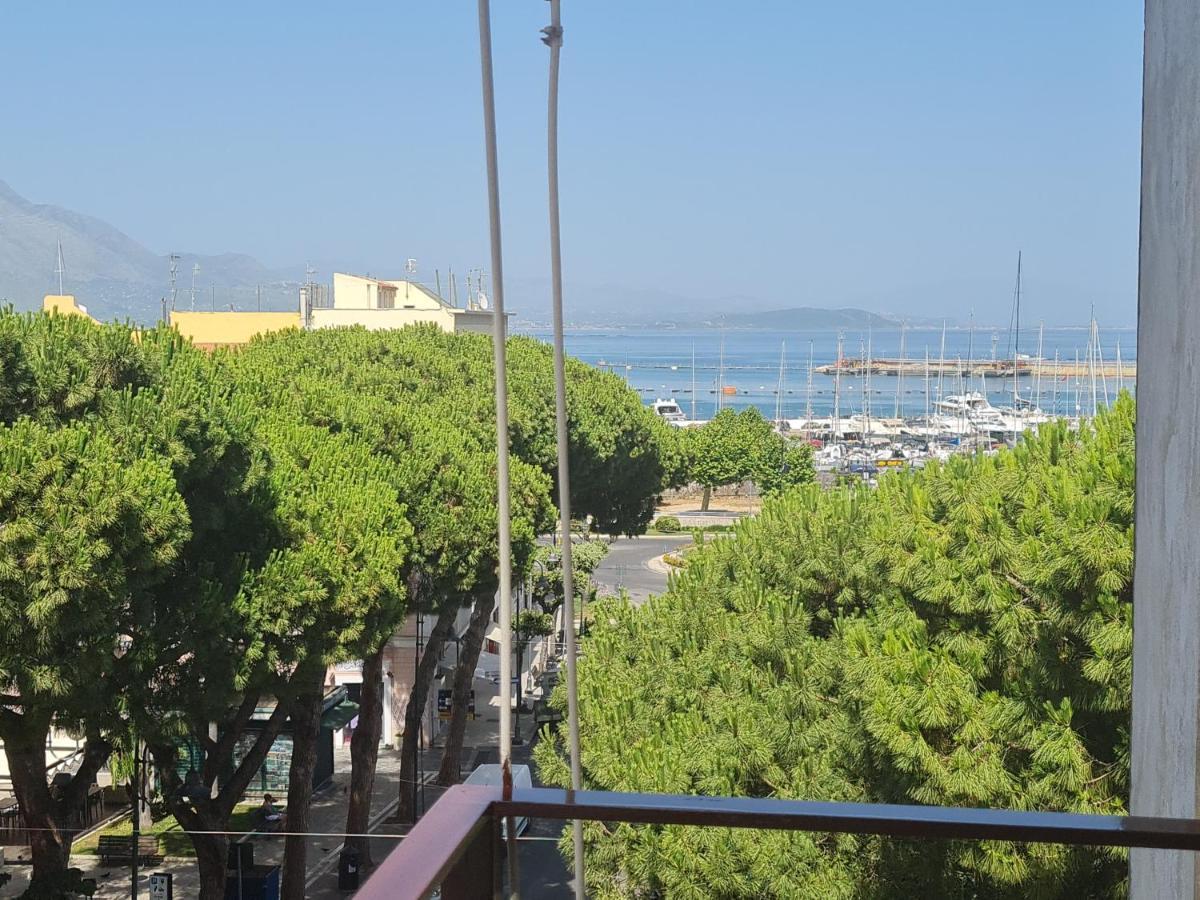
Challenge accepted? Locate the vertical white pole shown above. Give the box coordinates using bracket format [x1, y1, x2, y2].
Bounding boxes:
[474, 0, 518, 861]
[1131, 3, 1200, 897]
[543, 3, 586, 895]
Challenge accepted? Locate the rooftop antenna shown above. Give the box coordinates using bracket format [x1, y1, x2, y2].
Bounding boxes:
[55, 238, 67, 295]
[168, 254, 180, 310]
[405, 258, 417, 300]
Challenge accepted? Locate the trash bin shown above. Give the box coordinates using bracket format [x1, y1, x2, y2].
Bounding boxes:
[338, 846, 360, 890]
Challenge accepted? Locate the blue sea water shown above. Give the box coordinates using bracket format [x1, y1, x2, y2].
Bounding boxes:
[517, 325, 1137, 420]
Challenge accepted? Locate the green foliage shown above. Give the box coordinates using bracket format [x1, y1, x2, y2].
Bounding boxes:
[537, 398, 1136, 899]
[72, 805, 261, 858]
[684, 407, 815, 496]
[530, 540, 611, 615]
[514, 610, 555, 640]
[654, 515, 682, 533]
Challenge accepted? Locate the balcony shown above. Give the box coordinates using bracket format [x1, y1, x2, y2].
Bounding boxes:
[355, 785, 1200, 899]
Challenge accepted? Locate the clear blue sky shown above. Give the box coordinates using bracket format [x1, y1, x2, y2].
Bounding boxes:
[0, 2, 1143, 324]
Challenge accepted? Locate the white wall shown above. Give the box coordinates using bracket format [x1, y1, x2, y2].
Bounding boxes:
[1130, 2, 1200, 897]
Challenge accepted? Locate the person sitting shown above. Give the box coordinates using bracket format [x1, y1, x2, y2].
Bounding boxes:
[259, 794, 284, 832]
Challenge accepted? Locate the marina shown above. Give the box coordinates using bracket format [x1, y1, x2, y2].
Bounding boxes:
[563, 312, 1136, 479]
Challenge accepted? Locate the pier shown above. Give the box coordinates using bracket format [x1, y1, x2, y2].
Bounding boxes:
[814, 358, 1136, 380]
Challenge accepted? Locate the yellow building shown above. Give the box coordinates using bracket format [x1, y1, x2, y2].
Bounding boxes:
[166, 272, 499, 348]
[42, 294, 96, 320]
[170, 310, 300, 350]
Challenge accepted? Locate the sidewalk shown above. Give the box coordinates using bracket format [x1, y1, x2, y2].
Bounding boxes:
[0, 672, 539, 898]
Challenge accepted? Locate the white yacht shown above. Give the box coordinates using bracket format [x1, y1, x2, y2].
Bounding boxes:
[650, 398, 693, 427]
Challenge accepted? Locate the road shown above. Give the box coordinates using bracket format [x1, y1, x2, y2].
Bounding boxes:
[591, 535, 690, 606]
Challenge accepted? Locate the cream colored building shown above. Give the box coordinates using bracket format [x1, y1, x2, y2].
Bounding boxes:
[167, 272, 500, 349]
[307, 273, 496, 335]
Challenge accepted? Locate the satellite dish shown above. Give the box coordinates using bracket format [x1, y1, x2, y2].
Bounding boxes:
[405, 258, 417, 275]
[477, 292, 490, 310]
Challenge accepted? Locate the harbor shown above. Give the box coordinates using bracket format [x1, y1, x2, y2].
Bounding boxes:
[628, 317, 1133, 479]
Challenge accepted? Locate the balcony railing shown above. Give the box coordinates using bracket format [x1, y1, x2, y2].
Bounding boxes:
[355, 785, 1200, 899]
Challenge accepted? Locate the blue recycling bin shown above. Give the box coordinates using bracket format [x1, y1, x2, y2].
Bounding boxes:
[224, 864, 280, 900]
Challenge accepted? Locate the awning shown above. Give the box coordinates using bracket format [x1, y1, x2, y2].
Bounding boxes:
[485, 624, 503, 644]
[321, 700, 359, 731]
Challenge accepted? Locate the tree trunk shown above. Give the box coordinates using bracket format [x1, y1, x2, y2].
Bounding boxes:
[150, 697, 290, 900]
[134, 742, 154, 831]
[437, 589, 496, 785]
[191, 827, 229, 900]
[4, 727, 70, 893]
[395, 603, 458, 822]
[701, 484, 712, 511]
[344, 646, 384, 866]
[281, 677, 323, 899]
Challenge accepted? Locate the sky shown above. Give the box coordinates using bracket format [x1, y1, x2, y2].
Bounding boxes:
[0, 2, 1143, 325]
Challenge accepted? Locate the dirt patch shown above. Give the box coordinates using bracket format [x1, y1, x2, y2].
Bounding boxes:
[656, 494, 761, 517]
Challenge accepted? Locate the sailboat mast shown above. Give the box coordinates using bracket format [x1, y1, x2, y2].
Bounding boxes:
[1053, 349, 1060, 417]
[1089, 312, 1098, 417]
[775, 341, 786, 426]
[717, 331, 726, 415]
[691, 343, 697, 422]
[895, 322, 906, 419]
[805, 340, 815, 439]
[1035, 321, 1044, 411]
[1012, 252, 1022, 407]
[924, 347, 930, 420]
[1080, 348, 1089, 420]
[833, 332, 843, 447]
[937, 320, 947, 405]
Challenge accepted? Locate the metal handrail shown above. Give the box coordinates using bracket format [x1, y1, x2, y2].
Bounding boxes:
[356, 785, 1200, 900]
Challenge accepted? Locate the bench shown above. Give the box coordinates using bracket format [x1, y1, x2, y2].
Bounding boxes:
[97, 835, 161, 866]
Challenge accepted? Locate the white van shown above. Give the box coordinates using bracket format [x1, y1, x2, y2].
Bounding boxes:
[464, 763, 532, 838]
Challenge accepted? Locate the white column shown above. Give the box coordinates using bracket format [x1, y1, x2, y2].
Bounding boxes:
[1130, 2, 1200, 898]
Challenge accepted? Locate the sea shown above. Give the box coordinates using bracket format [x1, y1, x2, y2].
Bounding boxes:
[517, 325, 1137, 421]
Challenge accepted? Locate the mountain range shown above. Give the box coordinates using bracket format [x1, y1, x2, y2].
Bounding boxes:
[0, 180, 301, 321]
[0, 180, 932, 328]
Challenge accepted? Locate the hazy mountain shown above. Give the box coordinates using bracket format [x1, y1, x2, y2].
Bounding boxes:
[0, 181, 947, 329]
[704, 307, 937, 330]
[0, 180, 300, 322]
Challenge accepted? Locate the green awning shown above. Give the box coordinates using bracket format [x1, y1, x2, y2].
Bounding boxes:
[321, 701, 359, 731]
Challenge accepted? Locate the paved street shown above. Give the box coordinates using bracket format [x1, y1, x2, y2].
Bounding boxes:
[591, 535, 689, 605]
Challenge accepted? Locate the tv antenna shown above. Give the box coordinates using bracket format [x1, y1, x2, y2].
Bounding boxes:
[55, 238, 67, 295]
[168, 254, 180, 310]
[190, 263, 200, 310]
